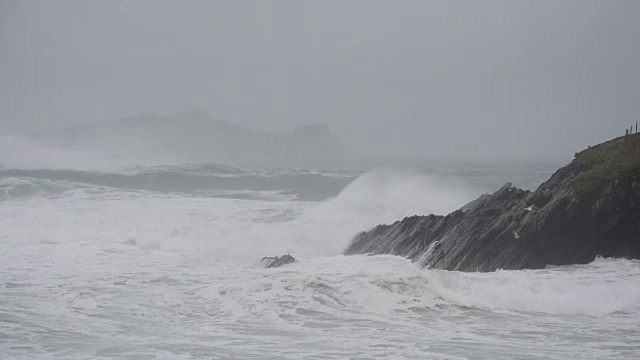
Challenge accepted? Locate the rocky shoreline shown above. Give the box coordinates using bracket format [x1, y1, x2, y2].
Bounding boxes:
[344, 134, 640, 271]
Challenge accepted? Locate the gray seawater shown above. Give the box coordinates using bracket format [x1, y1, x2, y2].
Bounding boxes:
[1, 164, 639, 359]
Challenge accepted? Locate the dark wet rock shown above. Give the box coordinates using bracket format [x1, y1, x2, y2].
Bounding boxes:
[262, 255, 296, 268]
[345, 134, 640, 271]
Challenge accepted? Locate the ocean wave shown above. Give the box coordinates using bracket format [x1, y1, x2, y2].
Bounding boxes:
[0, 168, 483, 260]
[0, 165, 356, 201]
[212, 255, 640, 321]
[426, 257, 640, 316]
[123, 163, 356, 179]
[2, 168, 638, 359]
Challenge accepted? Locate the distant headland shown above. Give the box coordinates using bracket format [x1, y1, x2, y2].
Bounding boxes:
[26, 111, 346, 168]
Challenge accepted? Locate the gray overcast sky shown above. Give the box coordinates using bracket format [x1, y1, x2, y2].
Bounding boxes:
[1, 0, 639, 159]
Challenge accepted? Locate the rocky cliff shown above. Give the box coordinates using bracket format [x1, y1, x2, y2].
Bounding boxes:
[345, 134, 640, 271]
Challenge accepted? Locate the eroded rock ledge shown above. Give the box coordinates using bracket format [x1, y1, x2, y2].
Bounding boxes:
[262, 255, 296, 268]
[344, 134, 640, 271]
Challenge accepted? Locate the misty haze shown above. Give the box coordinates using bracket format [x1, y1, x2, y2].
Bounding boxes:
[1, 1, 639, 359]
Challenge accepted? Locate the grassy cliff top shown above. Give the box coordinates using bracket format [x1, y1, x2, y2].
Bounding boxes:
[570, 132, 640, 197]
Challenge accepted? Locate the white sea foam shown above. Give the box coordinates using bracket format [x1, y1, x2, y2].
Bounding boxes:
[1, 168, 638, 359]
[427, 258, 640, 316]
[0, 169, 475, 259]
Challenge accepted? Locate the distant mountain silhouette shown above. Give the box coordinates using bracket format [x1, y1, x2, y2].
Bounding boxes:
[27, 111, 346, 167]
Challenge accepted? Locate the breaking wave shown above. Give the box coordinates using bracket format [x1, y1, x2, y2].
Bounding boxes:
[1, 162, 638, 358]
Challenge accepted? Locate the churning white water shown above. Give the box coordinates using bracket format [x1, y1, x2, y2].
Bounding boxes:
[1, 164, 638, 359]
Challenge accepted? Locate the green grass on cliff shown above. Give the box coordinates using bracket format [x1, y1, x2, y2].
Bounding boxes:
[570, 133, 640, 198]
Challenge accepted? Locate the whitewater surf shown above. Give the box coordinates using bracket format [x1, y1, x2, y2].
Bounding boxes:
[1, 163, 638, 359]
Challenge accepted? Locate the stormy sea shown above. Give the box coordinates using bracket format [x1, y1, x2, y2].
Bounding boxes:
[1, 161, 639, 359]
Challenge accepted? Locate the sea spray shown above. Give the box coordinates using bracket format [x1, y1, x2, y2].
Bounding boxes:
[0, 168, 480, 259]
[1, 165, 637, 359]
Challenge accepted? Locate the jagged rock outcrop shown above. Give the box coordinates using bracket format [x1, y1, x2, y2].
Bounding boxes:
[261, 255, 296, 268]
[345, 134, 640, 271]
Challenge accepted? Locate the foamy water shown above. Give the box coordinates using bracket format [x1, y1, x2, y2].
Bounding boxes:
[1, 164, 638, 359]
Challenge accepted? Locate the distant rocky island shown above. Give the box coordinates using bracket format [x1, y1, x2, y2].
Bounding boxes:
[26, 111, 345, 168]
[345, 134, 640, 271]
